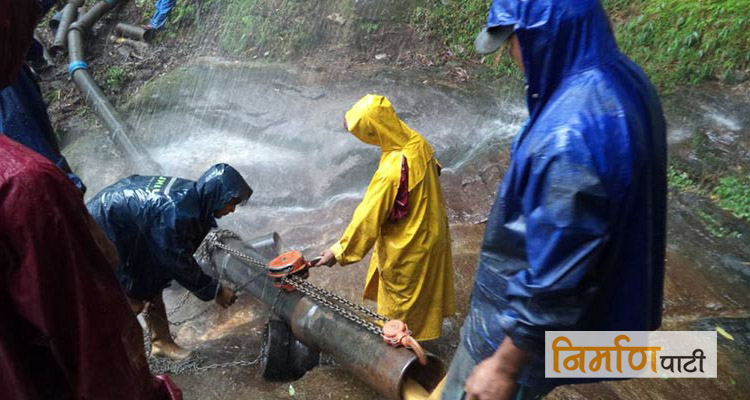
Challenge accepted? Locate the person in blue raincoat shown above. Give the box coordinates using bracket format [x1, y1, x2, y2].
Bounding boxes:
[87, 164, 253, 360]
[0, 64, 86, 192]
[441, 1, 667, 399]
[147, 0, 176, 31]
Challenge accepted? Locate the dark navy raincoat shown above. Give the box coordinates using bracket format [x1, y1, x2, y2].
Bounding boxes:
[0, 65, 86, 192]
[463, 0, 667, 389]
[87, 164, 252, 301]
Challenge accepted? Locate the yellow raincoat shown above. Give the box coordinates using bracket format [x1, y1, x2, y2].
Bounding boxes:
[330, 94, 455, 341]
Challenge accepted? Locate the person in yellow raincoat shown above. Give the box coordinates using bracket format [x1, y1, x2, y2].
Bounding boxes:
[315, 94, 455, 341]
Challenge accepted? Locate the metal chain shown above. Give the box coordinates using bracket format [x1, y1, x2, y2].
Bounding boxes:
[284, 275, 384, 336]
[202, 230, 389, 337]
[191, 355, 262, 372]
[167, 291, 191, 317]
[167, 305, 215, 326]
[286, 275, 388, 323]
[148, 352, 262, 375]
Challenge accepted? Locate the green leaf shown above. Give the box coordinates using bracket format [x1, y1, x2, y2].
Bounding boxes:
[716, 326, 735, 341]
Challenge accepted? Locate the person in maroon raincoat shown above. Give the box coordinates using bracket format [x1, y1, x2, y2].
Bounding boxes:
[0, 1, 181, 398]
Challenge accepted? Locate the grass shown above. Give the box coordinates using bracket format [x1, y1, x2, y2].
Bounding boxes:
[103, 66, 127, 91]
[668, 164, 750, 224]
[713, 177, 750, 221]
[411, 0, 520, 79]
[413, 0, 750, 92]
[216, 0, 314, 56]
[668, 165, 704, 194]
[610, 0, 750, 91]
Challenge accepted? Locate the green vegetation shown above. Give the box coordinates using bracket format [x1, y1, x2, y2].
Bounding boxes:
[697, 210, 741, 239]
[668, 163, 750, 224]
[413, 0, 750, 91]
[667, 165, 704, 194]
[412, 1, 520, 79]
[611, 0, 750, 91]
[215, 0, 314, 56]
[713, 176, 750, 221]
[103, 66, 127, 91]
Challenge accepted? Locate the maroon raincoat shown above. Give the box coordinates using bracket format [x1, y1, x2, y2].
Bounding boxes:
[0, 136, 175, 399]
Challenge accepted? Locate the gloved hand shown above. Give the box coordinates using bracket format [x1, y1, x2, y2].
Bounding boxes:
[215, 286, 237, 308]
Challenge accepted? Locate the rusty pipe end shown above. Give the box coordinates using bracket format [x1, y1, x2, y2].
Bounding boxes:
[114, 23, 154, 42]
[398, 353, 445, 400]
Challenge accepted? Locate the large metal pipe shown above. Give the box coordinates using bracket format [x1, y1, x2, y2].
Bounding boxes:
[51, 0, 83, 57]
[115, 23, 155, 42]
[75, 0, 119, 32]
[196, 232, 444, 400]
[67, 0, 163, 174]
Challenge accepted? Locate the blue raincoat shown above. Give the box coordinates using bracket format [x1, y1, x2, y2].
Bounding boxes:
[463, 0, 667, 388]
[86, 164, 253, 301]
[0, 66, 86, 192]
[149, 0, 176, 30]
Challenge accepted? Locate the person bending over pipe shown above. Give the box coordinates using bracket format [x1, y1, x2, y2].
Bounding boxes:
[0, 0, 181, 397]
[441, 1, 667, 399]
[87, 164, 252, 360]
[314, 94, 455, 342]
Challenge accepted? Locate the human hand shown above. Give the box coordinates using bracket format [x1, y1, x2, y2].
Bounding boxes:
[215, 286, 237, 308]
[313, 249, 337, 268]
[464, 356, 518, 400]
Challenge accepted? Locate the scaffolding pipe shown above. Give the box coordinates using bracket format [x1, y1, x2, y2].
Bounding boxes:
[67, 0, 163, 174]
[50, 0, 83, 56]
[196, 232, 444, 400]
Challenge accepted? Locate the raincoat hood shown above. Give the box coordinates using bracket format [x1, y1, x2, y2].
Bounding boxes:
[463, 0, 667, 390]
[345, 94, 434, 191]
[87, 166, 251, 301]
[488, 0, 618, 114]
[196, 163, 253, 221]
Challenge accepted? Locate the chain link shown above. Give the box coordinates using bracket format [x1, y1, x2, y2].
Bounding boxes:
[199, 230, 391, 339]
[167, 291, 191, 317]
[286, 275, 388, 323]
[285, 275, 384, 336]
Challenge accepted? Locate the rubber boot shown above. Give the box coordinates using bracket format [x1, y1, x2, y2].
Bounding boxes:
[145, 294, 192, 360]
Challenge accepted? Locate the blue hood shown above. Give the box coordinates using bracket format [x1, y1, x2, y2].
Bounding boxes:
[196, 163, 253, 223]
[489, 0, 619, 116]
[464, 0, 667, 389]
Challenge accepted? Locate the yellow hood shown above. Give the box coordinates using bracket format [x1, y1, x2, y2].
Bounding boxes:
[345, 94, 435, 191]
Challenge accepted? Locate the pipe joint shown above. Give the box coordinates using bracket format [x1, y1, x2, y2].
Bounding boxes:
[68, 61, 88, 76]
[69, 22, 85, 33]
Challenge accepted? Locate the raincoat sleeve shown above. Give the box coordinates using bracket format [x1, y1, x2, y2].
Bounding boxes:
[330, 159, 401, 265]
[152, 227, 220, 301]
[501, 137, 611, 354]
